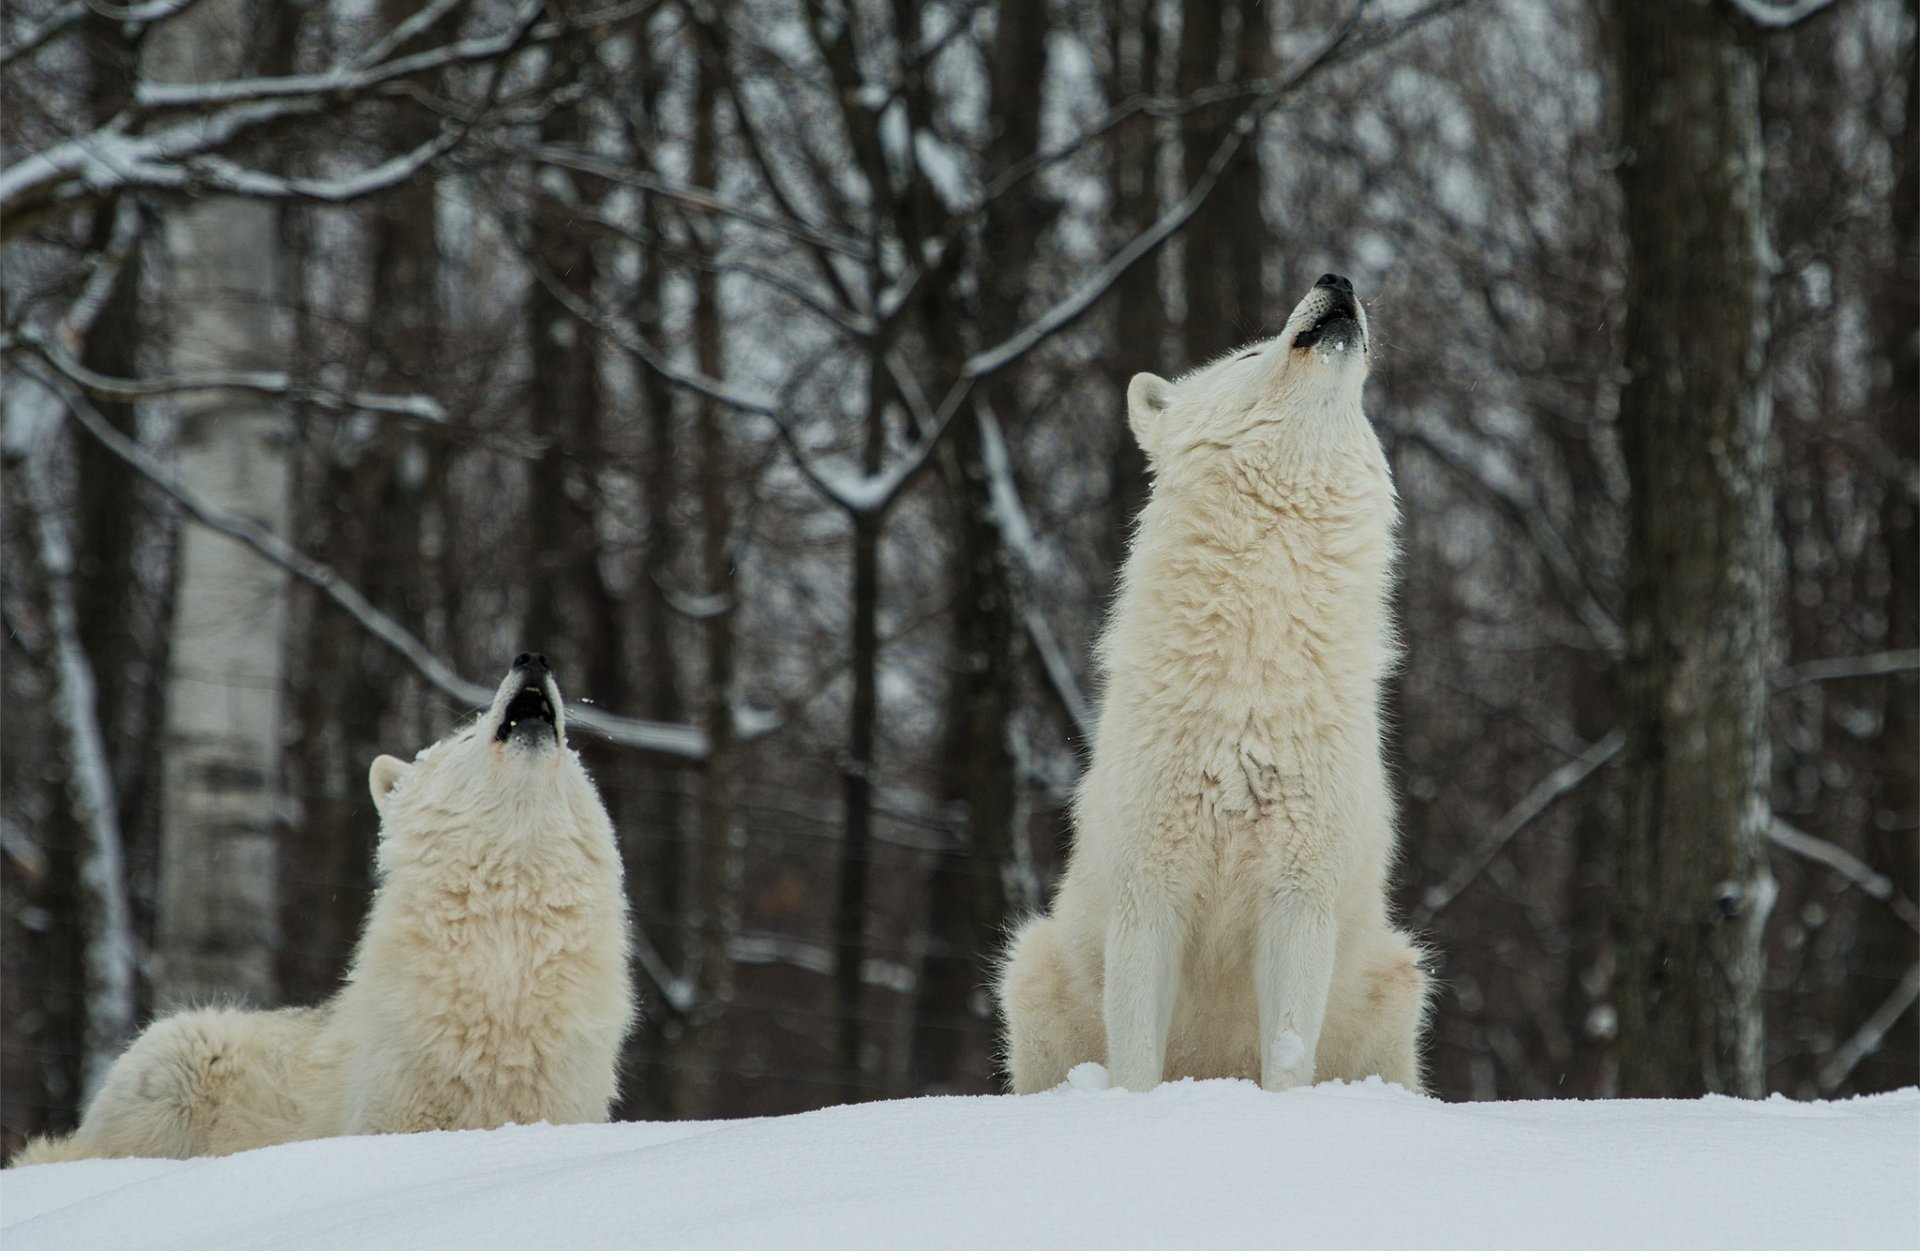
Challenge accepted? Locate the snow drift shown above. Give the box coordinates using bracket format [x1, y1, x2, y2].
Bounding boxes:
[5, 1072, 1914, 1249]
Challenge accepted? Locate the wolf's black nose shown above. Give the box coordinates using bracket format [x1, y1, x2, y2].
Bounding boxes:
[513, 652, 550, 674]
[1315, 273, 1353, 295]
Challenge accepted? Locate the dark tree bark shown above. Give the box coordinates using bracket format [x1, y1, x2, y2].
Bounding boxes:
[30, 9, 151, 1137]
[674, 37, 741, 1119]
[834, 357, 889, 1103]
[1179, 0, 1268, 362]
[279, 0, 455, 1006]
[914, 0, 1056, 1093]
[525, 50, 622, 700]
[1104, 0, 1165, 561]
[1851, 0, 1919, 1093]
[1609, 0, 1775, 1099]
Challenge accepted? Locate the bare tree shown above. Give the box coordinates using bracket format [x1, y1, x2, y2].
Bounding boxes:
[1608, 0, 1778, 1098]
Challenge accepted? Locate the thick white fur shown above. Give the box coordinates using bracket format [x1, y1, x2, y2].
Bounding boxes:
[13, 666, 635, 1165]
[998, 283, 1430, 1095]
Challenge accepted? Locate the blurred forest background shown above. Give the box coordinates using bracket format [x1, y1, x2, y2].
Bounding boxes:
[1, 0, 1914, 1155]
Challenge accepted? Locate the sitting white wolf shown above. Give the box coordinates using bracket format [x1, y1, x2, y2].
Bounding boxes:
[15, 655, 634, 1163]
[998, 275, 1430, 1094]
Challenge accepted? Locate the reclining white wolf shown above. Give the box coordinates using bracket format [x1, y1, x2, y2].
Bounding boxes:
[998, 276, 1431, 1094]
[14, 655, 634, 1163]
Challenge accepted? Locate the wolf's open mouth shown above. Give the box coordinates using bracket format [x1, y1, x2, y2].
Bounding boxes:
[497, 684, 557, 742]
[1292, 301, 1359, 350]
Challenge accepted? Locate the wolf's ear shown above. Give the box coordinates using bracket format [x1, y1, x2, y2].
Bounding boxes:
[369, 755, 411, 813]
[1127, 373, 1173, 467]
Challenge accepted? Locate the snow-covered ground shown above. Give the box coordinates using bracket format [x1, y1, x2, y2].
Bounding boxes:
[6, 1071, 1914, 1249]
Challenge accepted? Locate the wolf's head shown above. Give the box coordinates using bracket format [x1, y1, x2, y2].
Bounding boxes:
[367, 655, 608, 852]
[1125, 274, 1376, 489]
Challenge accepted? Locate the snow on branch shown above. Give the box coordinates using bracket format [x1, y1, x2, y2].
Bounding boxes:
[1413, 729, 1625, 928]
[2, 0, 659, 236]
[0, 0, 195, 69]
[514, 233, 948, 519]
[34, 368, 739, 762]
[3, 100, 327, 237]
[976, 406, 1095, 741]
[128, 0, 619, 110]
[183, 129, 463, 204]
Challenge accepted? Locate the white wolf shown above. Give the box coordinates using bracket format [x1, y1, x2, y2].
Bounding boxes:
[14, 655, 635, 1164]
[998, 275, 1430, 1095]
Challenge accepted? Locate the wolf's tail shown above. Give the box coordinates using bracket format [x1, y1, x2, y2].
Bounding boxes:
[10, 1133, 99, 1167]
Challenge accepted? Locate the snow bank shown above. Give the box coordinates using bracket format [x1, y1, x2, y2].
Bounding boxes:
[6, 1075, 1914, 1250]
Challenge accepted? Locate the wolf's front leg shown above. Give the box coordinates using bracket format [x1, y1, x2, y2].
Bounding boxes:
[1254, 888, 1338, 1091]
[1103, 882, 1184, 1092]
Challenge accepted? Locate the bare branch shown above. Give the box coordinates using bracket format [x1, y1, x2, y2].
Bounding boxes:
[55, 197, 146, 351]
[976, 405, 1095, 741]
[1413, 729, 1625, 928]
[730, 932, 916, 994]
[511, 223, 950, 518]
[1819, 963, 1920, 1092]
[1769, 818, 1920, 933]
[34, 368, 730, 762]
[1722, 0, 1846, 30]
[1772, 648, 1920, 689]
[1398, 408, 1624, 653]
[10, 327, 449, 425]
[513, 142, 869, 260]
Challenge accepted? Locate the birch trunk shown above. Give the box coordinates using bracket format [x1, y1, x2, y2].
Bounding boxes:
[146, 0, 292, 1010]
[1609, 0, 1775, 1099]
[22, 408, 138, 1103]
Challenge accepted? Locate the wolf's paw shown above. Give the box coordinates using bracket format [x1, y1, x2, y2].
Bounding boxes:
[1061, 1062, 1112, 1093]
[1262, 1030, 1313, 1091]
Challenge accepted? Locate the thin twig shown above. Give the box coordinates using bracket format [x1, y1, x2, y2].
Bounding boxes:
[1769, 818, 1920, 933]
[1413, 729, 1624, 928]
[1772, 649, 1920, 690]
[1818, 962, 1920, 1092]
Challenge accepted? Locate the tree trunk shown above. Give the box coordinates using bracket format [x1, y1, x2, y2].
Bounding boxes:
[30, 13, 151, 1134]
[674, 39, 740, 1118]
[1179, 0, 1268, 363]
[1105, 0, 1166, 559]
[145, 0, 294, 1011]
[280, 0, 449, 1006]
[914, 0, 1055, 1093]
[22, 408, 139, 1106]
[1851, 0, 1919, 1093]
[631, 164, 688, 1121]
[834, 348, 890, 1103]
[1609, 0, 1775, 1099]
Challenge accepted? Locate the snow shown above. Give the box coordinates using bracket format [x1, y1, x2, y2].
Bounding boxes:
[6, 1077, 1914, 1249]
